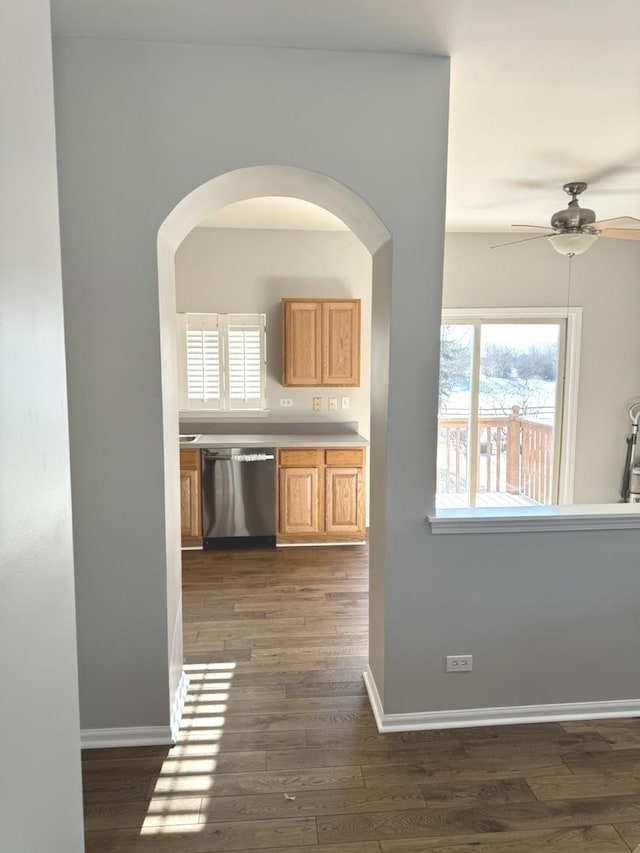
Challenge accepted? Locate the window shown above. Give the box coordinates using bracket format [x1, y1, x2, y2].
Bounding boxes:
[436, 308, 581, 509]
[177, 313, 267, 411]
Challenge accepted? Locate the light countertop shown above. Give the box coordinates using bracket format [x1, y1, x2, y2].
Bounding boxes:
[180, 433, 368, 449]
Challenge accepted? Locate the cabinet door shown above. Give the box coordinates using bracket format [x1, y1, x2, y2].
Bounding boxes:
[180, 468, 201, 540]
[282, 300, 322, 386]
[322, 300, 360, 386]
[180, 449, 201, 545]
[279, 467, 322, 535]
[325, 466, 364, 537]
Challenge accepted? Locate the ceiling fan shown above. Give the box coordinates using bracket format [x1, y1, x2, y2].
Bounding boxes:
[492, 182, 640, 256]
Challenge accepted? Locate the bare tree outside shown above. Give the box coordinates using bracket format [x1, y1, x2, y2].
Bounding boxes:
[438, 324, 472, 413]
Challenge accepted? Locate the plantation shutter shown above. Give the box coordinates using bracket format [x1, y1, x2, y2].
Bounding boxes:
[227, 315, 266, 409]
[178, 313, 266, 411]
[185, 315, 222, 409]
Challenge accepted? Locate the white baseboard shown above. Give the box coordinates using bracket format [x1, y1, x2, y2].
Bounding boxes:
[81, 726, 174, 749]
[363, 666, 386, 730]
[81, 671, 189, 749]
[363, 666, 640, 732]
[171, 671, 189, 742]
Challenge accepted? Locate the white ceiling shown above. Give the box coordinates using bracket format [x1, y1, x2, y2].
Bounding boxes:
[51, 0, 640, 231]
[199, 197, 349, 231]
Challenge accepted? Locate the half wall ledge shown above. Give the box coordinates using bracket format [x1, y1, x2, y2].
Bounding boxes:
[428, 503, 640, 534]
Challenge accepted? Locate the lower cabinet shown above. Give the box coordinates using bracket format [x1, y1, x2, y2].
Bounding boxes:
[277, 447, 365, 543]
[180, 449, 202, 547]
[325, 465, 364, 536]
[278, 449, 324, 537]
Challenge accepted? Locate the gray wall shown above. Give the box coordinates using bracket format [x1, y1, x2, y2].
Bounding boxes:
[444, 232, 640, 503]
[0, 0, 84, 848]
[53, 38, 450, 722]
[52, 34, 639, 725]
[385, 528, 640, 714]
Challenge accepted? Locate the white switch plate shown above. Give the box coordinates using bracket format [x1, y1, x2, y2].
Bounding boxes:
[341, 396, 350, 410]
[328, 398, 337, 412]
[313, 397, 322, 412]
[446, 654, 473, 673]
[279, 398, 293, 407]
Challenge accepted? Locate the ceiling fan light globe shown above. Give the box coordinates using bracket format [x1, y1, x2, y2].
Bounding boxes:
[548, 233, 598, 256]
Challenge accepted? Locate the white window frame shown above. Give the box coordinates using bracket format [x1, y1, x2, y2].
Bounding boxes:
[440, 306, 582, 505]
[177, 312, 267, 413]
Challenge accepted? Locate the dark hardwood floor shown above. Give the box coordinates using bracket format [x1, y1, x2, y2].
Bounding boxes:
[83, 544, 640, 852]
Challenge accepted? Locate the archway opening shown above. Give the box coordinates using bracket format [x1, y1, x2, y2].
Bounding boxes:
[157, 166, 393, 729]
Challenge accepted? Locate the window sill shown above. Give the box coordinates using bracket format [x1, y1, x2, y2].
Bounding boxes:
[428, 503, 640, 534]
[179, 410, 270, 420]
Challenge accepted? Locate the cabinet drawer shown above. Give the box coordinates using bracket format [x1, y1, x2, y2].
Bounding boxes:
[278, 449, 323, 467]
[325, 448, 364, 467]
[180, 449, 200, 470]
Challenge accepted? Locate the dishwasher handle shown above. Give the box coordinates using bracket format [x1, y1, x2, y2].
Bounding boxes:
[204, 451, 275, 462]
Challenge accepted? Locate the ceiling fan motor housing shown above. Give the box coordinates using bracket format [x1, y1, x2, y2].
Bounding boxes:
[551, 200, 596, 231]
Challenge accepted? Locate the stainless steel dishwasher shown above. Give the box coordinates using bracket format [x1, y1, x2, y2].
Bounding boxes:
[201, 447, 276, 549]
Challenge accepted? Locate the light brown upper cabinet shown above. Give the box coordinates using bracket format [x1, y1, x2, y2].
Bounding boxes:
[282, 300, 322, 386]
[282, 298, 360, 387]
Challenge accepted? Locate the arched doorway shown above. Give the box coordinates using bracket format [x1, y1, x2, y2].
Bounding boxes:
[157, 165, 393, 732]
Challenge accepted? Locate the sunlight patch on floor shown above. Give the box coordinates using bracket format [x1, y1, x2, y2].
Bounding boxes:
[141, 662, 236, 834]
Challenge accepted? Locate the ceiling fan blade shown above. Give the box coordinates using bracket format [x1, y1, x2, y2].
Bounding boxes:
[586, 187, 640, 195]
[593, 216, 640, 240]
[490, 233, 553, 249]
[592, 216, 640, 228]
[601, 229, 640, 241]
[580, 162, 640, 184]
[510, 224, 553, 229]
[501, 154, 640, 191]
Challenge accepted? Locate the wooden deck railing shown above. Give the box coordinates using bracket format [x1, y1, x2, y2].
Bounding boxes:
[519, 417, 554, 504]
[438, 417, 468, 494]
[437, 406, 554, 504]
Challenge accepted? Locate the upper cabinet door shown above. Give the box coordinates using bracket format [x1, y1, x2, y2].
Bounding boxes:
[322, 300, 360, 386]
[282, 300, 322, 386]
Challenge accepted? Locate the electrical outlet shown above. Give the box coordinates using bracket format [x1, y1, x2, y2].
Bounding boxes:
[328, 398, 337, 412]
[279, 398, 293, 408]
[313, 397, 322, 412]
[341, 396, 350, 410]
[446, 654, 473, 673]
